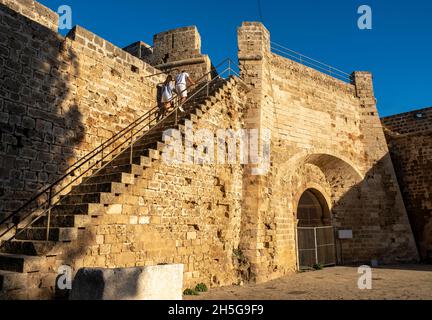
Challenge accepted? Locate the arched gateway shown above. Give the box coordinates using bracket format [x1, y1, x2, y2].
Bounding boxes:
[296, 189, 336, 269]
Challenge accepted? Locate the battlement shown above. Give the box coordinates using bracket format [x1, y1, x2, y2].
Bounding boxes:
[123, 41, 153, 61]
[124, 26, 212, 81]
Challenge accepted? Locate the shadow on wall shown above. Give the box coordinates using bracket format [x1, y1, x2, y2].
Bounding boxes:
[0, 4, 102, 300]
[385, 131, 432, 262]
[68, 268, 143, 300]
[0, 5, 84, 220]
[328, 153, 419, 265]
[276, 151, 420, 277]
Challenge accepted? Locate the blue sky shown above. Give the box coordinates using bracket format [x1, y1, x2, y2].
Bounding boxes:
[38, 0, 432, 117]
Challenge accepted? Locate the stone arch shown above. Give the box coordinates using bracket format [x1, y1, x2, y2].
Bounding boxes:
[292, 181, 332, 220]
[271, 152, 364, 270]
[277, 152, 363, 217]
[283, 152, 364, 215]
[285, 152, 364, 182]
[296, 188, 331, 227]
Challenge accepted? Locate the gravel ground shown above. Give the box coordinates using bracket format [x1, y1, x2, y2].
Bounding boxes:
[185, 264, 432, 300]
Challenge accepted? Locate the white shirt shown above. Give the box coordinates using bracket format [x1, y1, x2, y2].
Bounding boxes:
[161, 82, 175, 102]
[175, 72, 190, 85]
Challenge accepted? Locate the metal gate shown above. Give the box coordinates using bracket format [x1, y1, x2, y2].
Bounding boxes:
[297, 226, 336, 269]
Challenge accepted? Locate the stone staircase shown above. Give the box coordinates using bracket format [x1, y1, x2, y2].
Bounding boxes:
[0, 76, 238, 299]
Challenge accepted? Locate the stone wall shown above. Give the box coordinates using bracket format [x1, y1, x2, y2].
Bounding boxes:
[0, 0, 424, 298]
[47, 80, 248, 293]
[123, 41, 153, 62]
[237, 22, 418, 281]
[124, 26, 213, 82]
[0, 1, 165, 218]
[0, 0, 58, 31]
[382, 107, 432, 261]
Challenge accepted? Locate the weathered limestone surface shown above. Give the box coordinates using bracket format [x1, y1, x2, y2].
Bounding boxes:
[70, 264, 184, 300]
[382, 107, 432, 261]
[124, 26, 213, 81]
[0, 2, 165, 218]
[237, 22, 418, 282]
[0, 0, 58, 31]
[54, 80, 247, 290]
[0, 0, 423, 300]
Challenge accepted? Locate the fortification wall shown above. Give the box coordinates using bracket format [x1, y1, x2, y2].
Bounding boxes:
[0, 1, 165, 217]
[382, 107, 432, 260]
[34, 80, 248, 295]
[0, 0, 58, 31]
[237, 22, 418, 281]
[0, 0, 424, 298]
[124, 26, 213, 81]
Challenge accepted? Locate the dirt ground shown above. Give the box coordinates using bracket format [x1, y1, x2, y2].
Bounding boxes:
[185, 264, 432, 300]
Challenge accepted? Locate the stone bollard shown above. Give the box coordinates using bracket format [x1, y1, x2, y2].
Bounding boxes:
[69, 264, 184, 300]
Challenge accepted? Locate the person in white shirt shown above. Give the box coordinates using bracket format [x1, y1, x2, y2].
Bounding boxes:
[159, 75, 175, 119]
[175, 70, 195, 112]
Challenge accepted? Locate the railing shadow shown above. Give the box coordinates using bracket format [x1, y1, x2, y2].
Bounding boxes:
[0, 4, 83, 240]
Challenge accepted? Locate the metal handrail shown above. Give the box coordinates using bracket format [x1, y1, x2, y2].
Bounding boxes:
[270, 41, 352, 82]
[0, 58, 242, 247]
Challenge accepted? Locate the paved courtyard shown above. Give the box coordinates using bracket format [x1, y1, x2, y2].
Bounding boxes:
[186, 265, 432, 300]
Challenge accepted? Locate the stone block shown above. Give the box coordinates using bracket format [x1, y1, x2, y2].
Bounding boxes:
[69, 264, 184, 300]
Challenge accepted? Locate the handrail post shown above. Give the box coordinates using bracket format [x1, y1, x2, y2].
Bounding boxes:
[46, 187, 52, 242]
[130, 128, 134, 164]
[314, 227, 318, 265]
[101, 143, 104, 164]
[175, 96, 178, 126]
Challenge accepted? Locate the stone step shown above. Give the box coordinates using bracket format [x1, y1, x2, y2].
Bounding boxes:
[130, 140, 158, 151]
[15, 227, 77, 242]
[0, 270, 28, 292]
[71, 181, 130, 195]
[113, 147, 154, 161]
[151, 119, 178, 131]
[112, 149, 159, 164]
[59, 192, 117, 205]
[199, 103, 210, 112]
[130, 141, 165, 153]
[209, 95, 219, 104]
[51, 203, 104, 216]
[0, 285, 54, 300]
[136, 129, 166, 141]
[0, 253, 41, 273]
[32, 214, 91, 228]
[0, 240, 60, 256]
[108, 155, 152, 168]
[98, 163, 143, 176]
[83, 172, 135, 185]
[155, 141, 166, 152]
[0, 209, 46, 238]
[94, 162, 144, 176]
[189, 113, 199, 123]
